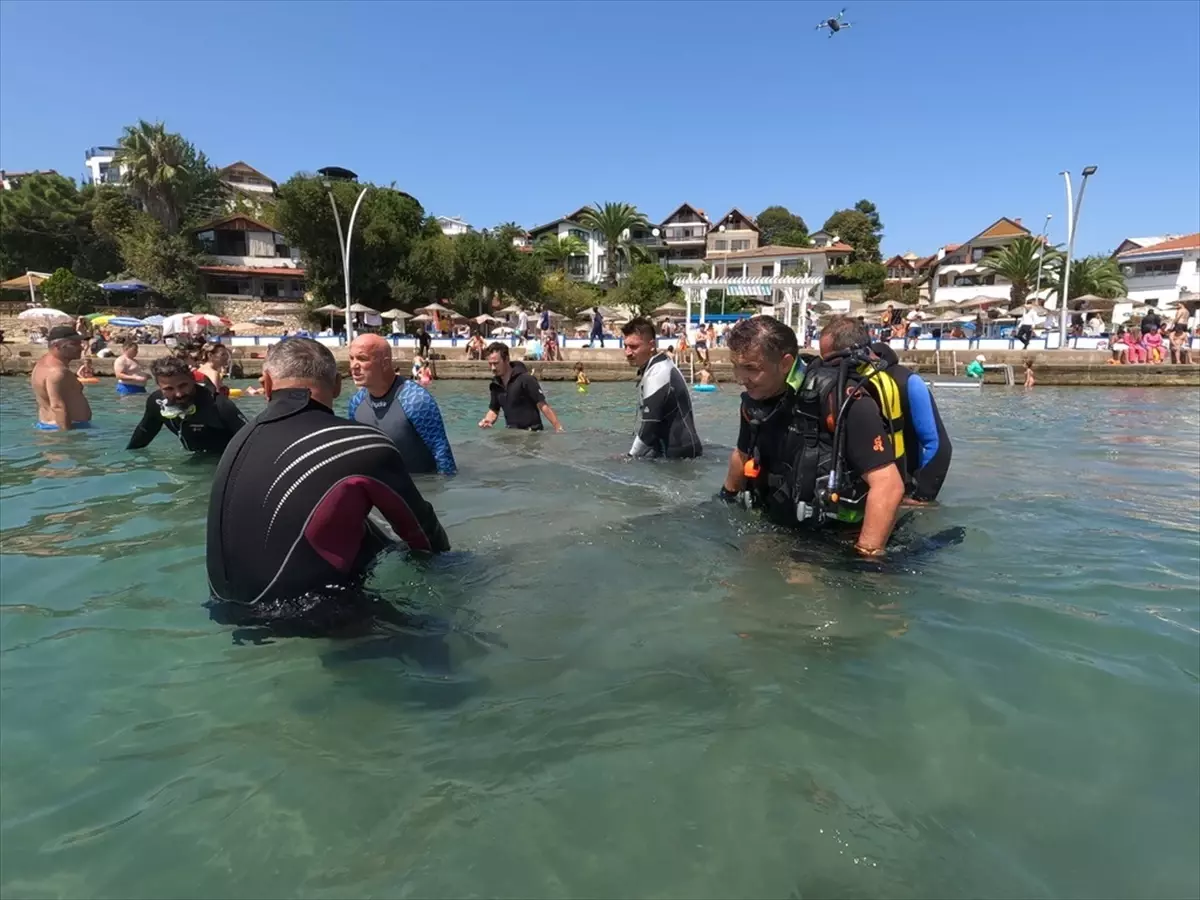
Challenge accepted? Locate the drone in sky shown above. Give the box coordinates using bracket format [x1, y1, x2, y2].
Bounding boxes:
[816, 8, 852, 37]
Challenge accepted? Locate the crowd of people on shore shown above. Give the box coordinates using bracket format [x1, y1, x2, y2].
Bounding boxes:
[32, 313, 955, 635]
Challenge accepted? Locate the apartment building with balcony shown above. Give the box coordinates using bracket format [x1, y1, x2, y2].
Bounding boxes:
[707, 208, 760, 258]
[1116, 232, 1200, 309]
[527, 207, 601, 281]
[84, 146, 123, 185]
[192, 215, 305, 304]
[436, 215, 472, 236]
[925, 217, 1033, 306]
[658, 203, 710, 268]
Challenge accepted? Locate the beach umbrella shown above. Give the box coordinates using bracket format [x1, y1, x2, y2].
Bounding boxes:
[313, 304, 344, 315]
[652, 301, 687, 315]
[348, 303, 378, 315]
[18, 307, 71, 321]
[410, 313, 433, 323]
[418, 301, 454, 314]
[141, 315, 166, 327]
[381, 308, 411, 319]
[493, 325, 516, 335]
[0, 271, 52, 294]
[161, 312, 198, 336]
[191, 314, 232, 329]
[472, 314, 500, 324]
[498, 304, 525, 314]
[95, 315, 145, 328]
[99, 278, 151, 293]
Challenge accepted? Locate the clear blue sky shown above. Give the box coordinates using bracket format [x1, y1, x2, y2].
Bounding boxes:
[2, 0, 1197, 257]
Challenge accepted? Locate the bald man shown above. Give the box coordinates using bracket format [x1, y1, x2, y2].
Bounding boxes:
[347, 334, 457, 475]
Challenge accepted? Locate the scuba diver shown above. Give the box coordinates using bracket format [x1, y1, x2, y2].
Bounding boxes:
[127, 356, 248, 453]
[870, 342, 954, 503]
[718, 315, 906, 558]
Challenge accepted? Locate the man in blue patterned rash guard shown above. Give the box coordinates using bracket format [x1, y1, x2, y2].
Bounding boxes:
[346, 334, 457, 476]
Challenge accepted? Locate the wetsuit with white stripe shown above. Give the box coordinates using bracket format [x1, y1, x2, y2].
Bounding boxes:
[629, 352, 703, 459]
[347, 376, 457, 476]
[205, 388, 450, 610]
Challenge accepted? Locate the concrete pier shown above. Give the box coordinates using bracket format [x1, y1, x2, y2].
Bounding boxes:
[2, 344, 1197, 387]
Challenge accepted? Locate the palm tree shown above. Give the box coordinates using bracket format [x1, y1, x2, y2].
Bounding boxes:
[534, 234, 588, 273]
[114, 120, 221, 234]
[978, 235, 1063, 308]
[1053, 255, 1126, 303]
[578, 202, 649, 287]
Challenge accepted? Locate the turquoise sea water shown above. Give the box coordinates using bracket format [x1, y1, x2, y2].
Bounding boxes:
[1, 378, 1198, 900]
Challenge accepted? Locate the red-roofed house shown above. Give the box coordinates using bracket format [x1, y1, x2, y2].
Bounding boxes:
[1116, 232, 1200, 309]
[192, 215, 306, 304]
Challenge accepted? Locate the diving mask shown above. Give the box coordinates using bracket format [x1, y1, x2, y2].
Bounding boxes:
[158, 398, 196, 419]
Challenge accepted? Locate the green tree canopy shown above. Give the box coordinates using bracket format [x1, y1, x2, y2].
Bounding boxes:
[579, 202, 649, 287]
[276, 175, 425, 310]
[606, 263, 679, 318]
[534, 233, 588, 271]
[40, 267, 105, 315]
[541, 272, 601, 321]
[114, 120, 223, 234]
[1055, 255, 1125, 302]
[0, 175, 123, 280]
[756, 206, 809, 247]
[828, 260, 887, 300]
[823, 203, 884, 262]
[979, 235, 1063, 308]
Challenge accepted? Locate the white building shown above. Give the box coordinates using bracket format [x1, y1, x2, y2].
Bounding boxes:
[706, 242, 855, 311]
[926, 217, 1036, 306]
[84, 146, 123, 185]
[436, 215, 472, 237]
[1116, 233, 1200, 313]
[527, 207, 605, 282]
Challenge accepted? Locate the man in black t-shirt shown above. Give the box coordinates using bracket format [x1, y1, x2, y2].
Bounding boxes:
[478, 342, 564, 432]
[721, 316, 905, 557]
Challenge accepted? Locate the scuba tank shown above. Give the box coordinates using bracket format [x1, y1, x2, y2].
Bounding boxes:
[741, 345, 888, 527]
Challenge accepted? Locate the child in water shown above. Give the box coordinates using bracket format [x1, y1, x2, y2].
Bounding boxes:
[418, 359, 434, 386]
[574, 362, 590, 393]
[75, 358, 95, 380]
[1024, 359, 1035, 390]
[697, 365, 716, 386]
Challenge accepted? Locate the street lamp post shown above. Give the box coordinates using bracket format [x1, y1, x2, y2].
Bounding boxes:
[319, 166, 368, 344]
[1058, 165, 1098, 347]
[1033, 212, 1053, 304]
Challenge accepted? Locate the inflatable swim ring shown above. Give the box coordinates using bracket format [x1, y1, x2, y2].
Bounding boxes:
[227, 388, 244, 398]
[578, 384, 588, 393]
[78, 377, 100, 385]
[693, 383, 717, 393]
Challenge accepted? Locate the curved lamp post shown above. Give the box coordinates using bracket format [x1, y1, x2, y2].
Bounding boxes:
[1058, 165, 1097, 347]
[319, 166, 368, 343]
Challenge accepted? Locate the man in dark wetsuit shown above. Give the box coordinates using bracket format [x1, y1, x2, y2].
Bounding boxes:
[870, 341, 953, 503]
[346, 334, 456, 475]
[621, 317, 702, 459]
[127, 356, 247, 453]
[478, 342, 564, 432]
[719, 316, 905, 558]
[206, 338, 450, 623]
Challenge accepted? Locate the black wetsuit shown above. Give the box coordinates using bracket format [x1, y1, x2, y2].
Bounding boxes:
[205, 388, 450, 615]
[127, 387, 247, 453]
[488, 361, 547, 430]
[630, 352, 702, 459]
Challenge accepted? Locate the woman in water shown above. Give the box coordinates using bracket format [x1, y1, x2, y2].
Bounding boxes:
[574, 362, 590, 392]
[194, 342, 233, 396]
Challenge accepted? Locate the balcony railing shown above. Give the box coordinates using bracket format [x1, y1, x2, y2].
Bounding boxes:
[629, 235, 666, 247]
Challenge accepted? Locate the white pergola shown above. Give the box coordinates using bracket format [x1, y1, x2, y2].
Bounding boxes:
[672, 274, 825, 336]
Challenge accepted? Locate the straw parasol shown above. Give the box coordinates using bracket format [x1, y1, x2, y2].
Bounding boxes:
[17, 307, 71, 322]
[380, 308, 411, 320]
[312, 304, 344, 315]
[652, 301, 687, 315]
[348, 303, 378, 315]
[418, 301, 454, 314]
[410, 313, 433, 323]
[498, 304, 526, 314]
